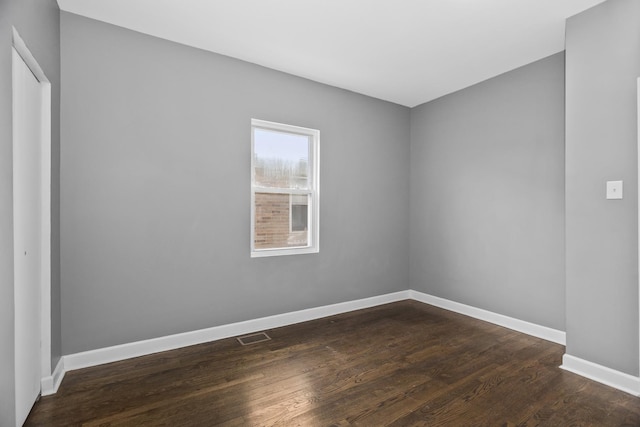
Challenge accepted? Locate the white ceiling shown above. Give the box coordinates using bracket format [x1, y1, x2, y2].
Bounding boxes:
[56, 0, 605, 107]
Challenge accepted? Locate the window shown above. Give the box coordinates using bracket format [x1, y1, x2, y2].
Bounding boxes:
[251, 119, 319, 257]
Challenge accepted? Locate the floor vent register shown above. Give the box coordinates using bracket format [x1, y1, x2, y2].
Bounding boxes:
[237, 332, 271, 346]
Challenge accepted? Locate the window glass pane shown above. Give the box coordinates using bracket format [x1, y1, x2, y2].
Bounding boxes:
[291, 194, 308, 232]
[254, 128, 309, 189]
[255, 192, 309, 249]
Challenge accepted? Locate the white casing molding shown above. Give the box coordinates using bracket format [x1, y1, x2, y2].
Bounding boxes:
[409, 290, 566, 345]
[561, 354, 640, 397]
[636, 77, 640, 384]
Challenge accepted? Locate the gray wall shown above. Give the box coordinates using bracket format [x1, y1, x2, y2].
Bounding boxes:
[409, 53, 566, 331]
[56, 0, 640, 381]
[565, 0, 640, 376]
[60, 12, 410, 354]
[0, 0, 60, 425]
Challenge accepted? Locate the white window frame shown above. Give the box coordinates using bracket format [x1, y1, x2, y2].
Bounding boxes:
[251, 119, 319, 257]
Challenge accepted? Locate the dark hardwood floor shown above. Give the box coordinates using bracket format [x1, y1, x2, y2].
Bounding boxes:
[26, 300, 640, 426]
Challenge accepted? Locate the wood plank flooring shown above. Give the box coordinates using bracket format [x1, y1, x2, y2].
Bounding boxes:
[26, 300, 640, 426]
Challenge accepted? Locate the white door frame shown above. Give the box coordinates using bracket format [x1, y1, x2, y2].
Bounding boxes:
[12, 27, 52, 393]
[637, 77, 640, 379]
[637, 77, 640, 380]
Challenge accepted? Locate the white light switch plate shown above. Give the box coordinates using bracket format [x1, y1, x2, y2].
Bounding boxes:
[606, 180, 623, 199]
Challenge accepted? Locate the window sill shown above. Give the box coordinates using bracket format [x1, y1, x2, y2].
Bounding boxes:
[251, 246, 319, 258]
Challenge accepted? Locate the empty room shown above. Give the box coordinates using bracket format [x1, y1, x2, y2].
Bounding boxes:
[2, 0, 640, 425]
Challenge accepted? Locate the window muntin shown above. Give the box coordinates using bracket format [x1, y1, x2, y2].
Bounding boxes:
[251, 119, 319, 257]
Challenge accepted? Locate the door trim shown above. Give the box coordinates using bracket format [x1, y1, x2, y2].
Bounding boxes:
[12, 27, 52, 390]
[637, 77, 640, 378]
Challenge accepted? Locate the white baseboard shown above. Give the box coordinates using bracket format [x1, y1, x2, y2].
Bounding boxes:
[64, 289, 640, 399]
[63, 290, 411, 372]
[61, 289, 564, 375]
[561, 354, 640, 397]
[41, 357, 65, 396]
[409, 290, 566, 345]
